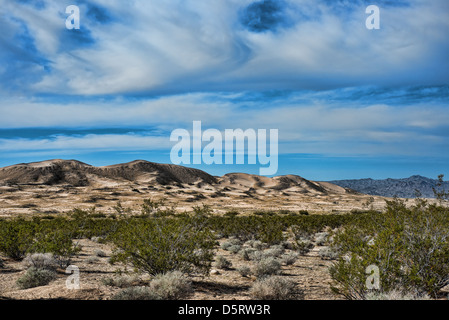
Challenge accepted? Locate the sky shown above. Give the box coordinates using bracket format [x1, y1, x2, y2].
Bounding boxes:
[0, 0, 448, 180]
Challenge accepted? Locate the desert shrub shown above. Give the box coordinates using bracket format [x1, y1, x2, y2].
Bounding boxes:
[192, 204, 213, 217]
[221, 238, 242, 250]
[257, 220, 284, 245]
[95, 250, 107, 257]
[249, 250, 265, 261]
[16, 267, 57, 289]
[220, 242, 232, 251]
[86, 256, 100, 264]
[22, 253, 57, 270]
[224, 210, 240, 217]
[251, 240, 268, 251]
[0, 219, 35, 260]
[215, 256, 232, 270]
[314, 232, 329, 246]
[281, 252, 298, 266]
[289, 226, 314, 254]
[329, 199, 449, 299]
[227, 245, 242, 254]
[364, 290, 431, 300]
[295, 239, 314, 255]
[109, 217, 215, 276]
[32, 227, 81, 268]
[318, 246, 339, 261]
[141, 198, 167, 217]
[240, 248, 256, 261]
[265, 245, 285, 258]
[280, 241, 295, 250]
[237, 266, 252, 277]
[149, 271, 192, 300]
[112, 286, 157, 300]
[253, 257, 281, 278]
[250, 276, 301, 300]
[102, 275, 139, 288]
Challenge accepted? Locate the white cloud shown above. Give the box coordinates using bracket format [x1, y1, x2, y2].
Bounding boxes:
[0, 134, 169, 152]
[2, 0, 448, 95]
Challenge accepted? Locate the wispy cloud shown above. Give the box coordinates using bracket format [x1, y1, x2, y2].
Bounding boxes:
[0, 0, 448, 178]
[1, 0, 448, 95]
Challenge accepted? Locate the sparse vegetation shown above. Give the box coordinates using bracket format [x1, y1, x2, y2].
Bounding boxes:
[253, 257, 282, 278]
[329, 198, 449, 299]
[109, 216, 215, 276]
[214, 255, 232, 270]
[281, 252, 298, 266]
[112, 286, 157, 300]
[101, 275, 139, 288]
[22, 253, 57, 270]
[237, 266, 252, 277]
[2, 193, 448, 300]
[149, 271, 193, 300]
[250, 276, 301, 300]
[16, 267, 57, 289]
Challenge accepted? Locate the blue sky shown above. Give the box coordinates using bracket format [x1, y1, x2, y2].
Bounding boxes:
[0, 0, 448, 180]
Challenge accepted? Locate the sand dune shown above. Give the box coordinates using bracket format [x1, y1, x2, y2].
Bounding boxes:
[0, 159, 385, 216]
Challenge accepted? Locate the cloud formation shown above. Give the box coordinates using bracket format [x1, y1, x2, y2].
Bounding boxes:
[0, 0, 448, 178]
[1, 0, 448, 95]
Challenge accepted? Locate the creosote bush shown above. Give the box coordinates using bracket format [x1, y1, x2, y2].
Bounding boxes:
[109, 216, 215, 276]
[330, 198, 449, 299]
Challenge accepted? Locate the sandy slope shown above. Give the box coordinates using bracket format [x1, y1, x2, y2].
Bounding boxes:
[0, 159, 388, 216]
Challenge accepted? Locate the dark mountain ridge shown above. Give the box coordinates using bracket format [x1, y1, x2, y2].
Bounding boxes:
[329, 175, 449, 198]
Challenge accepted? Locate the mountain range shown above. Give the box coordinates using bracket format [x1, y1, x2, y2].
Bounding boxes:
[329, 175, 449, 198]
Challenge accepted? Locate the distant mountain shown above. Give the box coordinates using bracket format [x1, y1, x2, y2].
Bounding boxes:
[329, 175, 449, 198]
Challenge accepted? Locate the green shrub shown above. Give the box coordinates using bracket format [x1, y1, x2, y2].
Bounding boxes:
[32, 227, 81, 267]
[329, 199, 449, 299]
[0, 219, 35, 260]
[109, 217, 215, 276]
